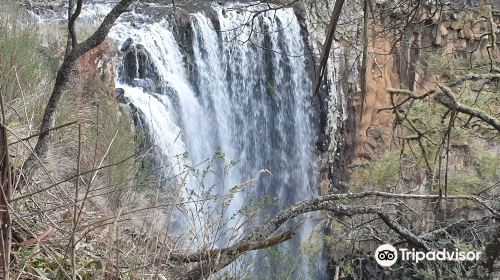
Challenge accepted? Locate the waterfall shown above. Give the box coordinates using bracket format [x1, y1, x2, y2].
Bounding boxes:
[110, 3, 320, 277]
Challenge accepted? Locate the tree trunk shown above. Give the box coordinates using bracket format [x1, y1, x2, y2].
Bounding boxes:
[0, 55, 12, 280]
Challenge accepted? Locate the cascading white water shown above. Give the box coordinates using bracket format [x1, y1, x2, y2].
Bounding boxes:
[110, 3, 320, 277]
[29, 0, 325, 276]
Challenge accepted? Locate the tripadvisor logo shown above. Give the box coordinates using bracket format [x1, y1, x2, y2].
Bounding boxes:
[374, 244, 481, 267]
[375, 244, 398, 267]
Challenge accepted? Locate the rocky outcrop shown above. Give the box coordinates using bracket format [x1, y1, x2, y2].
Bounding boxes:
[301, 1, 363, 195]
[349, 3, 500, 168]
[74, 42, 117, 101]
[118, 38, 160, 92]
[303, 3, 500, 277]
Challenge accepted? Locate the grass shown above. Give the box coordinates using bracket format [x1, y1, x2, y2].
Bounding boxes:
[1, 3, 52, 157]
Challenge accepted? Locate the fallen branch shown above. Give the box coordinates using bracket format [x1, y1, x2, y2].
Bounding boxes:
[176, 187, 499, 278]
[181, 198, 436, 279]
[18, 227, 55, 249]
[169, 230, 295, 263]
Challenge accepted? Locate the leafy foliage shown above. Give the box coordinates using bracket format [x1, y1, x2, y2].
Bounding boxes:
[353, 150, 401, 190]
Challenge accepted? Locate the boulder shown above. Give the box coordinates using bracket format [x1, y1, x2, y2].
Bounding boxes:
[115, 88, 128, 104]
[456, 38, 467, 51]
[136, 48, 149, 79]
[123, 49, 138, 82]
[120, 38, 134, 52]
[463, 27, 473, 39]
[438, 23, 448, 36]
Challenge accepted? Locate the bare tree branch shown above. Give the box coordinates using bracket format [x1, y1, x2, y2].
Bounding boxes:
[313, 0, 345, 97]
[359, 0, 369, 120]
[68, 0, 84, 49]
[178, 188, 499, 278]
[388, 73, 500, 132]
[434, 84, 500, 132]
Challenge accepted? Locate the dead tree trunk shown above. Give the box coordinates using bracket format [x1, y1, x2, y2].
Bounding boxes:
[313, 0, 346, 97]
[0, 55, 12, 280]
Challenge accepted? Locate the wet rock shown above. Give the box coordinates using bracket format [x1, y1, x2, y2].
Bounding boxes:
[316, 133, 329, 152]
[122, 48, 138, 82]
[118, 42, 161, 93]
[171, 11, 198, 92]
[121, 43, 153, 82]
[115, 88, 129, 104]
[136, 47, 149, 79]
[130, 78, 155, 92]
[121, 38, 134, 52]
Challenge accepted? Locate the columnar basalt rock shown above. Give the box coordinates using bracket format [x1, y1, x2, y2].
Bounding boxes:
[345, 3, 500, 169]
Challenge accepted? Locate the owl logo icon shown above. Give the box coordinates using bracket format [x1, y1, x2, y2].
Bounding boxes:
[375, 244, 398, 267]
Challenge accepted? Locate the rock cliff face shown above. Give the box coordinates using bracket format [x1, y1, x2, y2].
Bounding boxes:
[75, 42, 117, 98]
[300, 1, 358, 195]
[338, 3, 500, 178]
[305, 2, 500, 277]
